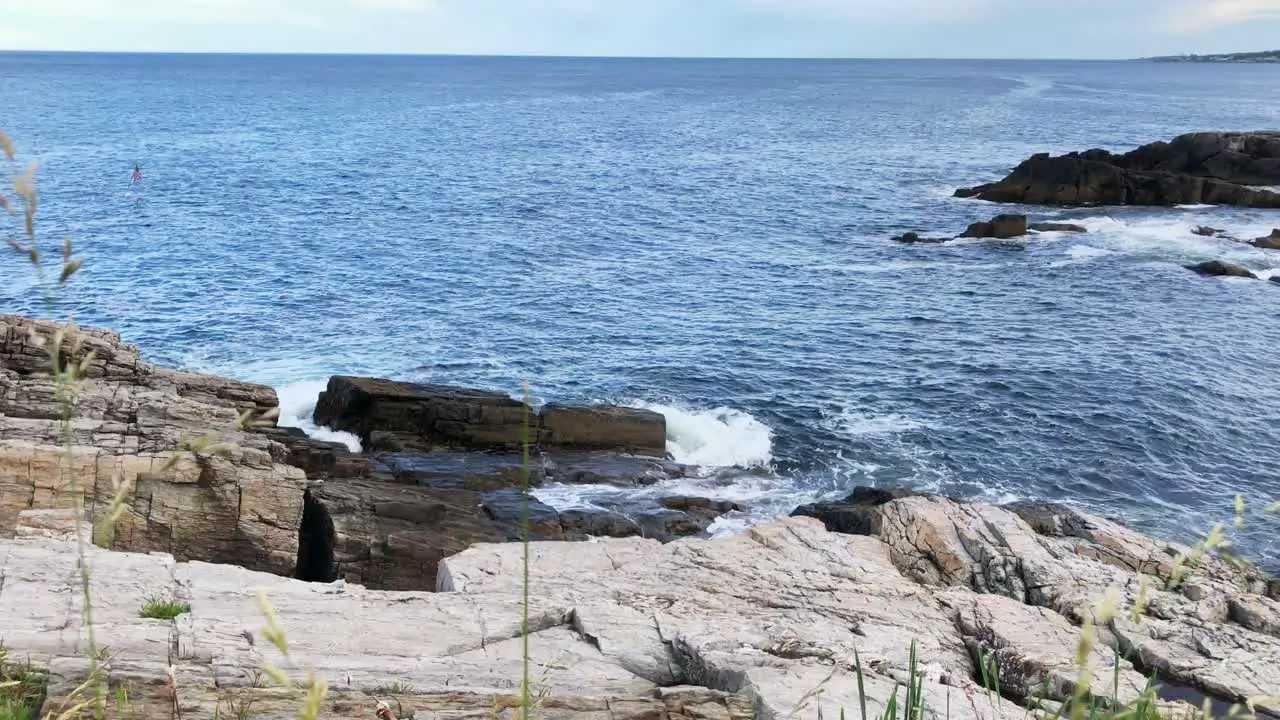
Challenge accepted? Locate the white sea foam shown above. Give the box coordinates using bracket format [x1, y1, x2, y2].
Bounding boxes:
[1049, 244, 1116, 267]
[1073, 215, 1280, 273]
[1064, 244, 1114, 259]
[275, 380, 362, 452]
[835, 410, 928, 437]
[640, 403, 773, 468]
[533, 470, 824, 540]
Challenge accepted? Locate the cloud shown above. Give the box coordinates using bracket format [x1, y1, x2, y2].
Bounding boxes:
[0, 0, 331, 27]
[737, 0, 1001, 23]
[1167, 0, 1280, 29]
[0, 0, 1278, 55]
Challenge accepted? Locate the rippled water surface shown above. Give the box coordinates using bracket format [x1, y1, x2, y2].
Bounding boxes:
[2, 54, 1278, 564]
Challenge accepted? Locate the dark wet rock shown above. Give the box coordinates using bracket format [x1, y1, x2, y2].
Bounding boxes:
[378, 451, 545, 491]
[961, 214, 1028, 239]
[256, 426, 365, 479]
[956, 132, 1280, 207]
[298, 475, 529, 589]
[1251, 229, 1280, 250]
[790, 486, 923, 536]
[558, 502, 733, 543]
[314, 376, 669, 456]
[543, 452, 686, 487]
[660, 496, 742, 516]
[1184, 260, 1258, 279]
[892, 232, 949, 244]
[539, 403, 667, 455]
[299, 456, 738, 590]
[1192, 225, 1226, 237]
[314, 376, 528, 451]
[478, 488, 566, 539]
[1271, 276, 1280, 285]
[1028, 222, 1088, 233]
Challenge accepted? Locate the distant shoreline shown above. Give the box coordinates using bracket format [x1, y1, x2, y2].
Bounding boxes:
[1143, 49, 1280, 63]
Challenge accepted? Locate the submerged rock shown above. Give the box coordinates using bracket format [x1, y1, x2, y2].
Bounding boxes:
[1184, 260, 1258, 279]
[961, 213, 1029, 239]
[1251, 228, 1280, 250]
[892, 231, 950, 244]
[956, 132, 1280, 207]
[1193, 225, 1227, 237]
[1028, 222, 1088, 233]
[894, 215, 1083, 244]
[542, 452, 687, 487]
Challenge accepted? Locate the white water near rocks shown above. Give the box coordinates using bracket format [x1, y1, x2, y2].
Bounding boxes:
[276, 380, 363, 452]
[639, 403, 774, 468]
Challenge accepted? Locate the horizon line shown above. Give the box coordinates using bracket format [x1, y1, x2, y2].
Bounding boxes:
[0, 48, 1139, 62]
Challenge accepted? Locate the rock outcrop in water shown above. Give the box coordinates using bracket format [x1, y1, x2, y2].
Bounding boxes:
[893, 214, 1087, 243]
[1184, 261, 1259, 279]
[1252, 229, 1280, 250]
[955, 132, 1280, 207]
[313, 375, 667, 455]
[6, 487, 1279, 720]
[0, 314, 736, 591]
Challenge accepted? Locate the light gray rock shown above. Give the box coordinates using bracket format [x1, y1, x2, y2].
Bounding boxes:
[2, 510, 751, 720]
[6, 453, 1279, 719]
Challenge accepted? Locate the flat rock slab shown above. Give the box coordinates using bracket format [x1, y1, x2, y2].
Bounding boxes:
[539, 404, 666, 456]
[314, 376, 530, 451]
[313, 376, 669, 456]
[5, 512, 752, 720]
[6, 497, 1280, 720]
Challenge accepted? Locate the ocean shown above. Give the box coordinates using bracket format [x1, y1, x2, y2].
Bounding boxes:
[2, 53, 1278, 565]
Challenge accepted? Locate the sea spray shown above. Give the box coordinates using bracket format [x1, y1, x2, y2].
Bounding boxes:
[639, 403, 774, 468]
[275, 380, 363, 452]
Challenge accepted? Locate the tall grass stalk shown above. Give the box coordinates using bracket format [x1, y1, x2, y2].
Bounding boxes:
[520, 381, 533, 720]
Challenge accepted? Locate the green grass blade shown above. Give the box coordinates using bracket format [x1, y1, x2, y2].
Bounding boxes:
[884, 686, 899, 720]
[520, 382, 532, 720]
[854, 647, 869, 720]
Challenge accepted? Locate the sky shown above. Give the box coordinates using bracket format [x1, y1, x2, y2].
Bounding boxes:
[0, 0, 1278, 59]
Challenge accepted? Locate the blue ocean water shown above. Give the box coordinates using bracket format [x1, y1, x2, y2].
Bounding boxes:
[2, 53, 1279, 564]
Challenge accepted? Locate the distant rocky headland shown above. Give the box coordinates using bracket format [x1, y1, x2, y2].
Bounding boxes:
[3, 312, 1280, 720]
[891, 131, 1280, 284]
[955, 131, 1280, 208]
[1144, 50, 1280, 63]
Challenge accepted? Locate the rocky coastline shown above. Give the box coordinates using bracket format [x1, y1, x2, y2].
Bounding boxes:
[955, 132, 1280, 208]
[3, 313, 1279, 720]
[887, 131, 1280, 284]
